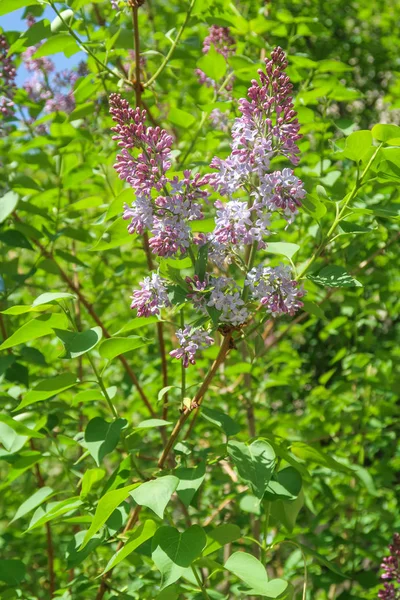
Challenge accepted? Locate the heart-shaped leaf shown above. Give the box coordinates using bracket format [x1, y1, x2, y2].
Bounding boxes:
[130, 476, 179, 519]
[84, 417, 127, 466]
[152, 525, 207, 589]
[227, 439, 276, 500]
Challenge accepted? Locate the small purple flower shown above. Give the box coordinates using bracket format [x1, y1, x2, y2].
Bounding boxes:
[109, 93, 173, 196]
[208, 277, 249, 326]
[378, 534, 400, 599]
[130, 273, 170, 317]
[209, 47, 302, 197]
[256, 168, 305, 223]
[210, 108, 229, 132]
[123, 195, 154, 235]
[0, 34, 16, 118]
[202, 26, 236, 59]
[23, 45, 55, 74]
[170, 326, 214, 368]
[246, 265, 305, 316]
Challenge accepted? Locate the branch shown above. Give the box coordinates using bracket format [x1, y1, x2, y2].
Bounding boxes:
[30, 441, 56, 597]
[143, 0, 196, 88]
[158, 331, 233, 469]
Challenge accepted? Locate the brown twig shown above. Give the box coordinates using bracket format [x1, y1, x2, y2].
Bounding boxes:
[30, 441, 56, 597]
[158, 331, 233, 469]
[131, 3, 142, 108]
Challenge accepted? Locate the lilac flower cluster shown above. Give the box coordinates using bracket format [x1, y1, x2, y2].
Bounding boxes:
[130, 273, 170, 317]
[23, 45, 77, 114]
[204, 46, 304, 266]
[111, 47, 306, 368]
[379, 534, 400, 600]
[110, 93, 209, 258]
[170, 326, 214, 368]
[246, 265, 305, 316]
[210, 108, 229, 132]
[0, 34, 16, 118]
[196, 26, 235, 91]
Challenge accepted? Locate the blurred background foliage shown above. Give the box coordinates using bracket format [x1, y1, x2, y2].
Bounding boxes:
[0, 0, 399, 599]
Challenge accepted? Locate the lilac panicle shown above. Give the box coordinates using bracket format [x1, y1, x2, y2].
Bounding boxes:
[0, 34, 16, 118]
[170, 326, 214, 368]
[202, 26, 236, 60]
[110, 93, 209, 258]
[130, 273, 170, 317]
[109, 92, 173, 196]
[209, 46, 302, 197]
[246, 265, 305, 316]
[378, 534, 400, 600]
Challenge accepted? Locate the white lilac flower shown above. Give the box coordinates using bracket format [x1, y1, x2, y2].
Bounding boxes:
[246, 265, 305, 316]
[170, 326, 214, 368]
[130, 273, 170, 317]
[208, 277, 249, 326]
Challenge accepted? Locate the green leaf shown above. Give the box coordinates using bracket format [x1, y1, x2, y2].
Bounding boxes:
[102, 519, 158, 574]
[270, 491, 304, 533]
[0, 0, 39, 16]
[152, 525, 207, 589]
[168, 107, 196, 129]
[80, 468, 106, 499]
[371, 123, 400, 143]
[10, 487, 53, 523]
[28, 497, 82, 531]
[15, 373, 77, 410]
[33, 33, 79, 57]
[0, 313, 68, 351]
[53, 327, 102, 358]
[227, 439, 276, 500]
[0, 560, 26, 586]
[301, 194, 327, 221]
[130, 476, 179, 519]
[32, 291, 76, 306]
[91, 218, 133, 251]
[0, 191, 19, 223]
[203, 524, 241, 557]
[225, 552, 269, 592]
[80, 484, 138, 549]
[343, 130, 373, 162]
[98, 336, 149, 360]
[133, 419, 172, 430]
[297, 542, 345, 577]
[84, 417, 127, 466]
[308, 265, 362, 288]
[266, 242, 300, 260]
[264, 467, 302, 500]
[197, 44, 227, 81]
[290, 442, 353, 473]
[202, 407, 240, 437]
[175, 461, 206, 506]
[302, 300, 325, 320]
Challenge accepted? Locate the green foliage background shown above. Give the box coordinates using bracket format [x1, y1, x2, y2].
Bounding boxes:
[0, 0, 399, 599]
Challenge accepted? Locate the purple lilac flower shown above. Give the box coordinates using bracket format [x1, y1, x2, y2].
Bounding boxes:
[110, 93, 173, 196]
[210, 108, 229, 131]
[209, 47, 302, 196]
[111, 94, 209, 258]
[196, 26, 235, 92]
[130, 273, 170, 317]
[256, 168, 305, 224]
[378, 534, 400, 600]
[23, 45, 55, 73]
[208, 277, 249, 326]
[202, 26, 236, 59]
[26, 14, 36, 27]
[246, 265, 305, 316]
[0, 34, 16, 118]
[170, 326, 214, 368]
